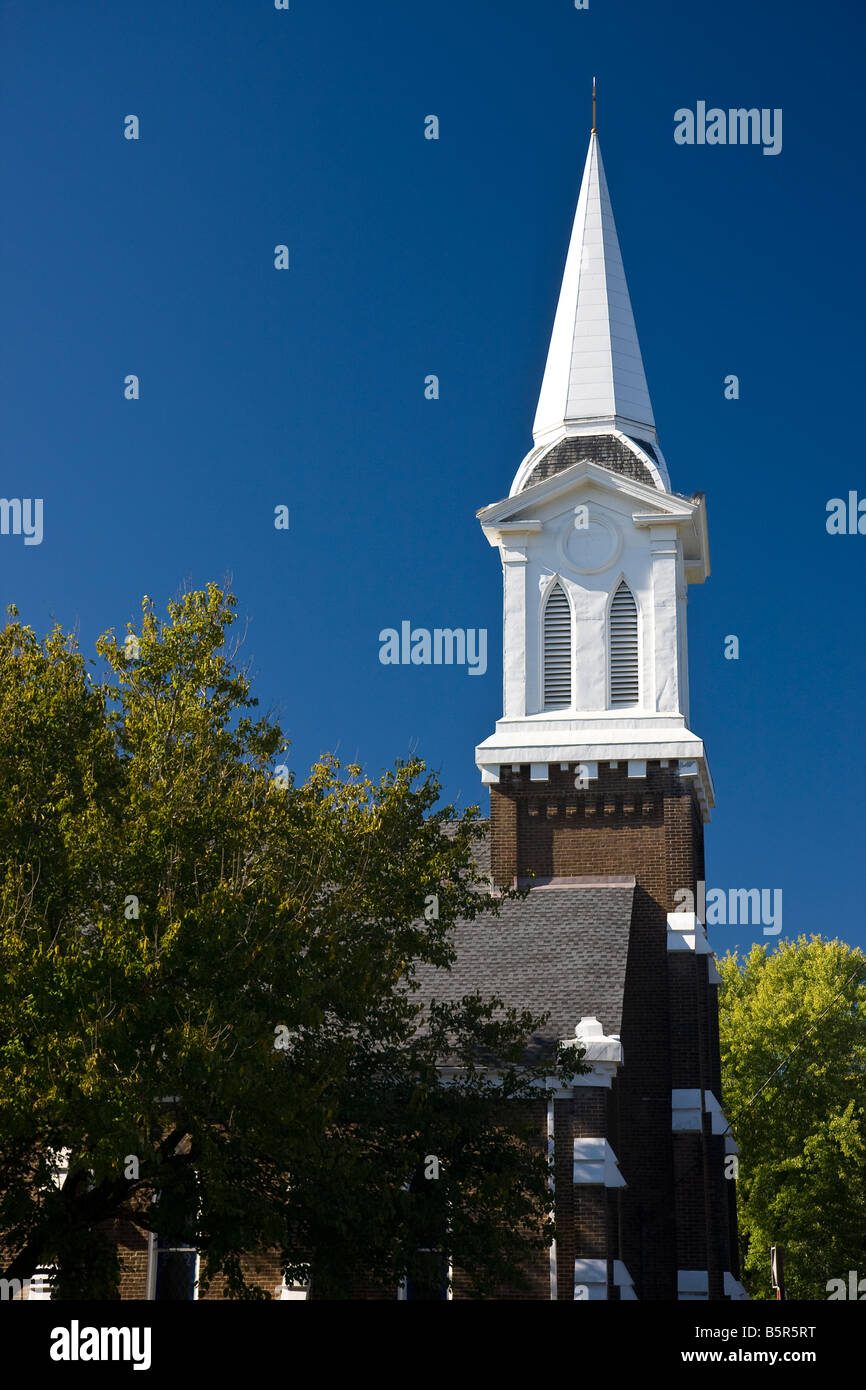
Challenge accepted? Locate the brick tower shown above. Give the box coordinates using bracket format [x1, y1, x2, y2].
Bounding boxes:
[449, 122, 744, 1299]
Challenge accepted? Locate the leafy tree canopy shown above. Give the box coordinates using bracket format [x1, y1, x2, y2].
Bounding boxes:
[0, 584, 578, 1299]
[719, 936, 866, 1300]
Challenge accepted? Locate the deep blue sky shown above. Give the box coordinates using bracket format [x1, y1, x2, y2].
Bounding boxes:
[1, 0, 864, 955]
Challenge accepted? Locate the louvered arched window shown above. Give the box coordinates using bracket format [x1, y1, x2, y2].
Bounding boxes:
[609, 581, 639, 707]
[542, 582, 572, 710]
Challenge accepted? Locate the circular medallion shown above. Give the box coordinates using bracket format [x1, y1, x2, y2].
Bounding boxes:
[557, 511, 622, 574]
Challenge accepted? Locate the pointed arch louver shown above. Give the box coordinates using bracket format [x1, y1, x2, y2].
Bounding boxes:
[609, 581, 639, 707]
[542, 582, 572, 710]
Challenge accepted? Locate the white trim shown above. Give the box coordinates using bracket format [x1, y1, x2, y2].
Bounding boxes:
[574, 1258, 636, 1301]
[14, 1266, 55, 1300]
[616, 430, 669, 491]
[146, 1229, 200, 1301]
[560, 1016, 624, 1089]
[561, 1017, 622, 1062]
[672, 1089, 730, 1135]
[475, 716, 714, 821]
[666, 911, 713, 955]
[489, 460, 699, 543]
[49, 1149, 70, 1189]
[277, 1277, 311, 1300]
[573, 1137, 626, 1188]
[678, 1270, 750, 1301]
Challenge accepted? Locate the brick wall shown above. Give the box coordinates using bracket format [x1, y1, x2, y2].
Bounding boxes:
[488, 759, 733, 1300]
[115, 1219, 285, 1301]
[554, 1091, 614, 1298]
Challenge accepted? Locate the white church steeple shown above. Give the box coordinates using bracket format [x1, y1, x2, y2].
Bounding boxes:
[533, 129, 656, 449]
[475, 108, 714, 819]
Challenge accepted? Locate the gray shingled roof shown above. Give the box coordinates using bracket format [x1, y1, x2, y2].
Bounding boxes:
[411, 878, 635, 1062]
[519, 434, 656, 490]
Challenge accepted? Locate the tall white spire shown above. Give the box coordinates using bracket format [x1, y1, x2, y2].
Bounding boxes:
[532, 131, 656, 448]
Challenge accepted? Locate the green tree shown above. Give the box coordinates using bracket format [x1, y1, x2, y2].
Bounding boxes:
[0, 584, 578, 1299]
[718, 936, 866, 1299]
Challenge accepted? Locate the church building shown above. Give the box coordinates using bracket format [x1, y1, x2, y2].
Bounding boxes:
[12, 115, 744, 1308]
[415, 117, 746, 1301]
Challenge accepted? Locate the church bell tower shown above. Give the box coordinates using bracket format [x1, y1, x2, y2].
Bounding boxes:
[473, 114, 743, 1300]
[476, 127, 712, 829]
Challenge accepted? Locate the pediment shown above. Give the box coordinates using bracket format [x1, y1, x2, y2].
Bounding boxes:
[478, 460, 709, 581]
[479, 459, 690, 524]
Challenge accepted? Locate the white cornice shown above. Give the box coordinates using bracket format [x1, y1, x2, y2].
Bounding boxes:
[494, 520, 543, 535]
[481, 459, 690, 527]
[475, 737, 715, 820]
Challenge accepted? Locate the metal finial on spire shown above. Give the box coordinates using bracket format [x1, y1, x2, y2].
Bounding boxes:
[591, 76, 597, 133]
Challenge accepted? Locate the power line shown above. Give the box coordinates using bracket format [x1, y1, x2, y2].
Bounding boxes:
[722, 960, 865, 1137]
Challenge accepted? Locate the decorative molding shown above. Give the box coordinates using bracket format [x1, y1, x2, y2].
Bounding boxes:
[574, 1258, 637, 1301]
[277, 1277, 311, 1301]
[475, 719, 714, 822]
[560, 1015, 624, 1088]
[573, 1137, 626, 1188]
[557, 509, 623, 576]
[672, 1089, 730, 1134]
[678, 1270, 749, 1301]
[667, 911, 712, 955]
